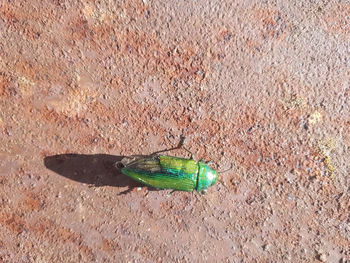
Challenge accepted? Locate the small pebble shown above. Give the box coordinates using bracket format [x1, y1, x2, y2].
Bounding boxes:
[283, 253, 291, 260]
[318, 253, 327, 262]
[262, 244, 270, 251]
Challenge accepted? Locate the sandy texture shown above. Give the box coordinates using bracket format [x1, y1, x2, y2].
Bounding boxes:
[0, 0, 349, 262]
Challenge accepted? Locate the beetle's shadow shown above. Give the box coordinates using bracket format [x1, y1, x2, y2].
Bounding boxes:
[44, 154, 152, 195]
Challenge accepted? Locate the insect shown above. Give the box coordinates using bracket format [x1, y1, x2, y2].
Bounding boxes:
[116, 138, 229, 192]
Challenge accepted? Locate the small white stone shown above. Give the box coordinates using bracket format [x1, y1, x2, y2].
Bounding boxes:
[319, 254, 327, 262]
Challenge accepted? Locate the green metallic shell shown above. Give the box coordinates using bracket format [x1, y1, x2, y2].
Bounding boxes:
[197, 162, 218, 191]
[120, 155, 218, 192]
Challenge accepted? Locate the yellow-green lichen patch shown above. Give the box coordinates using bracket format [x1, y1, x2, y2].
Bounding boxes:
[309, 111, 322, 125]
[317, 137, 337, 178]
[282, 94, 306, 112]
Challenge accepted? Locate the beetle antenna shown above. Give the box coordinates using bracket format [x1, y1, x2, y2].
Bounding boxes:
[217, 164, 233, 191]
[218, 177, 230, 192]
[217, 163, 233, 174]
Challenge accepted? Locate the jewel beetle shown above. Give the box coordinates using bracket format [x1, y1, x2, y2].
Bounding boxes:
[115, 138, 223, 192]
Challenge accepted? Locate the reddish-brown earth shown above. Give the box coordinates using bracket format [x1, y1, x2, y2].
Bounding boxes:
[0, 1, 349, 262]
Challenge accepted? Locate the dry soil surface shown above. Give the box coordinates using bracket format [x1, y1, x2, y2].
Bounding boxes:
[0, 0, 349, 262]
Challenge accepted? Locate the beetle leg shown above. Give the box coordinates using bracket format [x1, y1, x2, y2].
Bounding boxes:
[150, 145, 182, 156]
[178, 136, 194, 159]
[200, 160, 213, 165]
[200, 189, 208, 195]
[218, 177, 230, 192]
[182, 146, 194, 159]
[193, 191, 201, 202]
[166, 189, 177, 197]
[149, 136, 195, 159]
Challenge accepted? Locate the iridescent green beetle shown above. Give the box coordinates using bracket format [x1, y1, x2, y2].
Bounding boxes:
[116, 138, 219, 192]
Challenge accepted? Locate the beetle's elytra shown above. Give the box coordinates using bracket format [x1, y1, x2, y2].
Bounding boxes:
[116, 155, 218, 192]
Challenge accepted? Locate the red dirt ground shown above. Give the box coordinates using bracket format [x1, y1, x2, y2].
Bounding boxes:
[0, 1, 349, 262]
